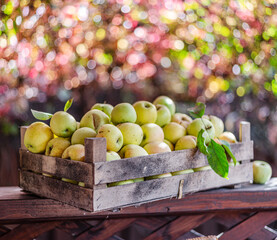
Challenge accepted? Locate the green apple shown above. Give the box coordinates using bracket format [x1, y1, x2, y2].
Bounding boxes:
[155, 104, 171, 127]
[76, 122, 80, 129]
[62, 144, 85, 161]
[203, 115, 224, 137]
[218, 132, 237, 144]
[111, 103, 137, 125]
[96, 124, 123, 152]
[106, 151, 121, 161]
[175, 136, 197, 151]
[193, 165, 212, 172]
[117, 123, 143, 146]
[146, 172, 172, 180]
[163, 122, 186, 144]
[45, 138, 71, 157]
[133, 178, 144, 182]
[24, 122, 53, 153]
[91, 103, 113, 119]
[153, 96, 176, 116]
[50, 111, 77, 138]
[107, 179, 134, 187]
[78, 182, 85, 187]
[171, 113, 192, 128]
[140, 123, 164, 146]
[172, 169, 194, 176]
[144, 142, 171, 154]
[80, 109, 110, 132]
[119, 144, 148, 158]
[163, 139, 174, 151]
[61, 178, 78, 184]
[253, 160, 272, 184]
[133, 101, 157, 125]
[71, 127, 96, 145]
[187, 118, 215, 144]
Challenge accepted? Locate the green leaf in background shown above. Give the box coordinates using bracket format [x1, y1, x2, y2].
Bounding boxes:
[197, 129, 209, 155]
[188, 102, 206, 119]
[221, 143, 237, 166]
[207, 139, 229, 179]
[64, 98, 73, 112]
[31, 109, 53, 120]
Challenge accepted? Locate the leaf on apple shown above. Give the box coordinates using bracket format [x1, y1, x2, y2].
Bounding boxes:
[64, 98, 73, 112]
[221, 141, 237, 166]
[207, 139, 229, 179]
[188, 102, 206, 119]
[197, 129, 209, 155]
[31, 109, 53, 120]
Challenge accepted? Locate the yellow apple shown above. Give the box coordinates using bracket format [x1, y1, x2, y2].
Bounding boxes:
[76, 122, 80, 129]
[146, 172, 172, 180]
[193, 165, 212, 172]
[163, 122, 186, 144]
[111, 103, 137, 125]
[119, 144, 148, 158]
[45, 138, 71, 157]
[155, 104, 171, 127]
[253, 160, 272, 184]
[24, 122, 53, 153]
[78, 182, 85, 187]
[50, 111, 77, 138]
[171, 113, 192, 128]
[107, 179, 134, 187]
[106, 151, 121, 161]
[187, 118, 215, 144]
[117, 123, 143, 146]
[62, 144, 85, 161]
[80, 109, 110, 132]
[175, 135, 197, 151]
[71, 127, 96, 145]
[153, 96, 176, 116]
[140, 123, 164, 146]
[61, 178, 78, 184]
[133, 101, 157, 125]
[144, 141, 171, 154]
[163, 139, 174, 151]
[133, 178, 144, 182]
[203, 115, 224, 137]
[218, 132, 237, 143]
[96, 124, 123, 152]
[91, 103, 113, 119]
[172, 169, 194, 176]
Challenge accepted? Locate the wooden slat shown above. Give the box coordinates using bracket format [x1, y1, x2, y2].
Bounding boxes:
[76, 218, 136, 240]
[135, 217, 174, 232]
[20, 126, 28, 150]
[85, 137, 106, 163]
[249, 226, 277, 240]
[20, 171, 94, 211]
[92, 163, 252, 211]
[2, 179, 277, 224]
[0, 221, 62, 240]
[144, 214, 215, 240]
[0, 226, 9, 237]
[20, 149, 93, 187]
[239, 122, 250, 142]
[220, 211, 277, 240]
[57, 221, 93, 237]
[93, 141, 253, 184]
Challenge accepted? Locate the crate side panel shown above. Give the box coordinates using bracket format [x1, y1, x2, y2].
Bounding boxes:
[20, 170, 93, 211]
[94, 141, 253, 184]
[93, 162, 253, 211]
[20, 149, 93, 187]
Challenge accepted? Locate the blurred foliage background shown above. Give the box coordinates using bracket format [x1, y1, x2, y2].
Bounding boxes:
[0, 0, 277, 185]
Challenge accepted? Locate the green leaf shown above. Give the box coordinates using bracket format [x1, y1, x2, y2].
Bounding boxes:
[222, 143, 237, 166]
[197, 129, 209, 155]
[31, 110, 53, 120]
[64, 98, 73, 112]
[207, 139, 229, 179]
[188, 102, 206, 119]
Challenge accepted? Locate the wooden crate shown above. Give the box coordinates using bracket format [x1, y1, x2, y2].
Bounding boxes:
[19, 122, 253, 212]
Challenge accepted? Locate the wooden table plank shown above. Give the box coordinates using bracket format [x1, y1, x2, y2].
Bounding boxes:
[248, 226, 277, 240]
[0, 221, 63, 240]
[220, 211, 277, 240]
[144, 214, 215, 240]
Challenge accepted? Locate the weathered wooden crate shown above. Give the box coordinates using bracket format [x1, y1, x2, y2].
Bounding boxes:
[19, 122, 253, 212]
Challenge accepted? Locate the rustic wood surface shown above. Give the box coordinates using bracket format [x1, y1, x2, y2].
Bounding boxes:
[1, 178, 277, 224]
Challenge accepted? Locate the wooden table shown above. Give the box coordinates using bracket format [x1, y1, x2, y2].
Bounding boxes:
[1, 179, 277, 240]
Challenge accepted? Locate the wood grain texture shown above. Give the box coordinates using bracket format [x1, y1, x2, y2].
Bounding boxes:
[2, 179, 277, 224]
[0, 221, 62, 240]
[20, 149, 93, 187]
[144, 214, 215, 240]
[93, 142, 253, 184]
[239, 122, 250, 142]
[248, 226, 277, 240]
[20, 126, 28, 150]
[93, 163, 252, 211]
[76, 218, 136, 240]
[220, 211, 277, 240]
[20, 170, 94, 211]
[85, 137, 106, 163]
[57, 221, 93, 237]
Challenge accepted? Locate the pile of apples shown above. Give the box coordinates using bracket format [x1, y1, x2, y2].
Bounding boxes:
[24, 96, 238, 187]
